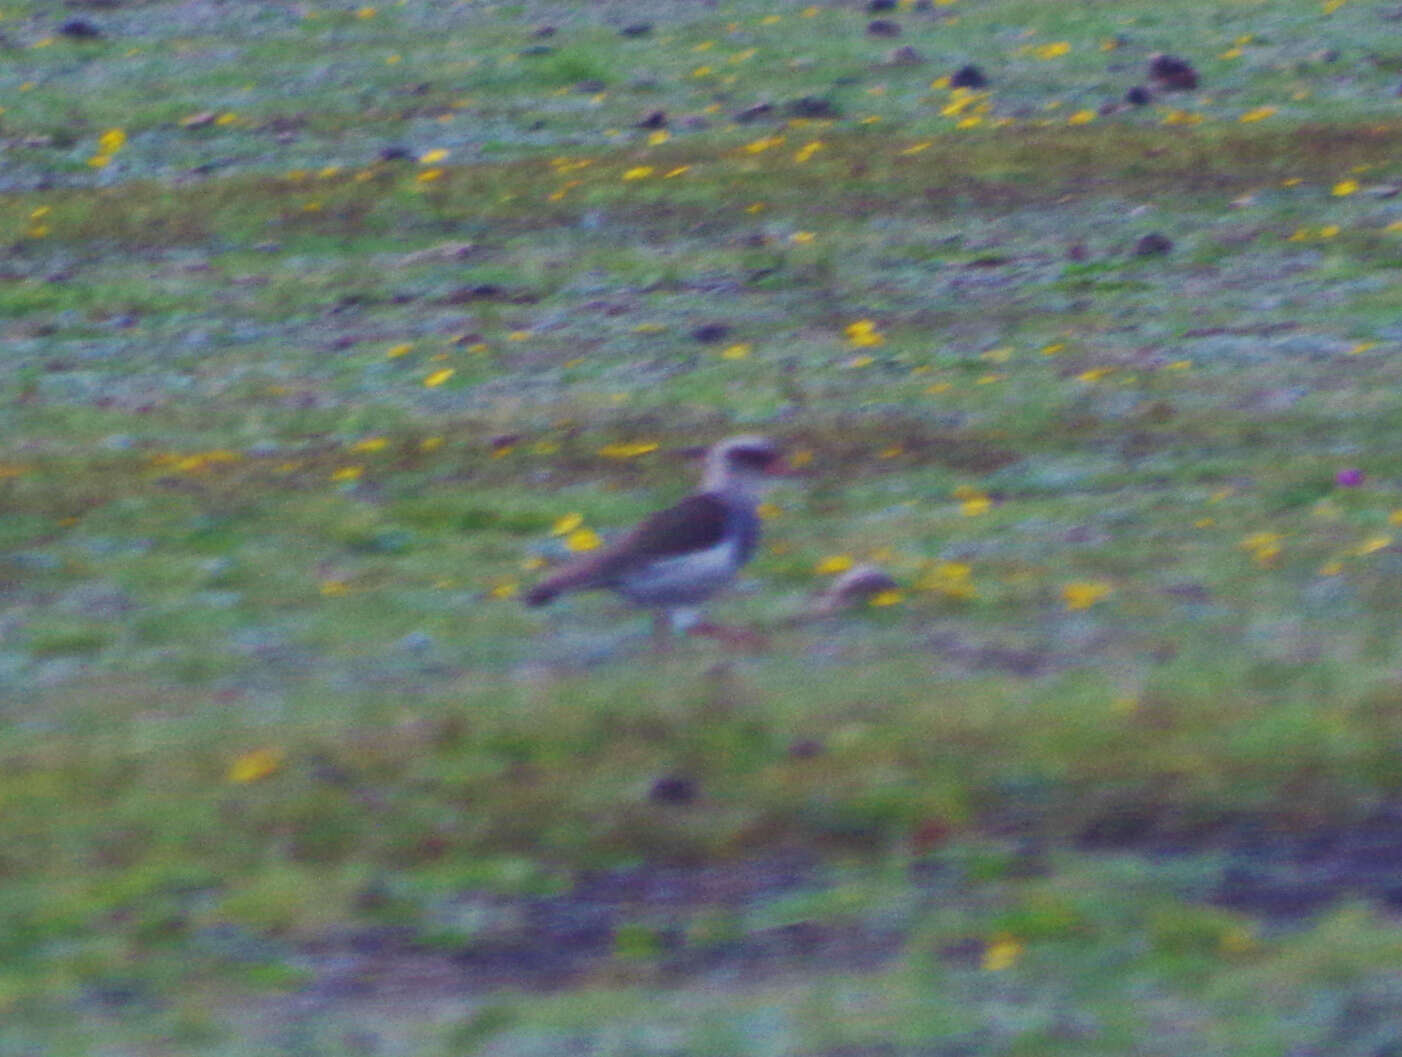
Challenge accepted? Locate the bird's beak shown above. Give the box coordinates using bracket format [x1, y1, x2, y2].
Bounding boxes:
[766, 456, 799, 477]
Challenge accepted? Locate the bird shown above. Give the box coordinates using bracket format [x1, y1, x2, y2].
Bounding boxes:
[524, 436, 790, 646]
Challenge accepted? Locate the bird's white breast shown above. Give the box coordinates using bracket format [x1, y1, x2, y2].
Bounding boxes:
[615, 538, 740, 606]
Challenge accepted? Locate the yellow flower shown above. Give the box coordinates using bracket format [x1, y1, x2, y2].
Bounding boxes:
[1354, 535, 1392, 556]
[1041, 343, 1064, 356]
[1032, 41, 1071, 59]
[899, 141, 933, 156]
[845, 319, 886, 347]
[1078, 366, 1115, 382]
[489, 581, 518, 600]
[420, 436, 443, 452]
[917, 561, 976, 600]
[791, 231, 815, 244]
[423, 368, 455, 387]
[794, 141, 823, 163]
[565, 527, 602, 552]
[87, 154, 113, 169]
[1066, 109, 1096, 125]
[622, 166, 654, 181]
[1160, 109, 1203, 127]
[647, 129, 670, 146]
[743, 135, 785, 154]
[356, 5, 377, 17]
[1348, 341, 1376, 355]
[98, 128, 127, 154]
[721, 343, 752, 360]
[816, 554, 855, 574]
[868, 589, 904, 607]
[228, 748, 284, 784]
[757, 502, 781, 520]
[1332, 179, 1359, 197]
[982, 935, 1023, 971]
[319, 580, 350, 597]
[1062, 581, 1112, 610]
[552, 512, 584, 536]
[351, 437, 388, 453]
[598, 441, 659, 458]
[691, 66, 713, 78]
[331, 466, 363, 482]
[1239, 106, 1276, 123]
[1164, 359, 1193, 371]
[960, 495, 991, 517]
[216, 113, 238, 126]
[420, 148, 449, 164]
[417, 168, 444, 183]
[508, 330, 532, 341]
[663, 165, 691, 178]
[387, 342, 413, 358]
[1238, 532, 1282, 566]
[848, 355, 876, 368]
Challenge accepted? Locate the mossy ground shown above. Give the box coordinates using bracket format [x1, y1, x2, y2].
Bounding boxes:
[6, 0, 1402, 1052]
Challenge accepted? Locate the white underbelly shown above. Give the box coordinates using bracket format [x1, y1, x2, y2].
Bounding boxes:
[615, 539, 738, 606]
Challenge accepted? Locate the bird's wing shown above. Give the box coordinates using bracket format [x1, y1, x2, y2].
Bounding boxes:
[524, 494, 729, 605]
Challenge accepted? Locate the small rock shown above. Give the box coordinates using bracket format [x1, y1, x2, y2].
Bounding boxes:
[949, 64, 988, 89]
[635, 109, 668, 129]
[1310, 48, 1339, 63]
[788, 738, 825, 759]
[690, 323, 731, 344]
[398, 631, 435, 653]
[811, 564, 899, 615]
[490, 433, 522, 453]
[59, 18, 102, 38]
[1125, 85, 1152, 106]
[867, 18, 902, 37]
[1066, 243, 1089, 262]
[1132, 232, 1174, 257]
[786, 96, 840, 118]
[649, 774, 697, 805]
[885, 45, 926, 66]
[378, 145, 415, 162]
[531, 24, 556, 38]
[1148, 52, 1198, 91]
[619, 22, 653, 37]
[867, 0, 897, 10]
[734, 102, 775, 123]
[180, 111, 219, 130]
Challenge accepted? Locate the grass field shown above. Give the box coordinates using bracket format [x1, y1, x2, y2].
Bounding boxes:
[7, 0, 1402, 1052]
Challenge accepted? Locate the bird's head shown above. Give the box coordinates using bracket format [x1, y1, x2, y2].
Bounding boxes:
[703, 435, 792, 495]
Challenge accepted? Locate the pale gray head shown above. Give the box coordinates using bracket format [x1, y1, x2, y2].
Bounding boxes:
[702, 435, 789, 494]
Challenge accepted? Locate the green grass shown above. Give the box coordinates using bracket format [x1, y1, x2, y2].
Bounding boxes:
[7, 0, 1402, 1052]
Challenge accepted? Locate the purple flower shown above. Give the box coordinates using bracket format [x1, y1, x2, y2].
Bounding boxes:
[1335, 468, 1365, 487]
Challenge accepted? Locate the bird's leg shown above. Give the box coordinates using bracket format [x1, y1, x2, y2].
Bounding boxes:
[688, 620, 770, 651]
[650, 611, 673, 652]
